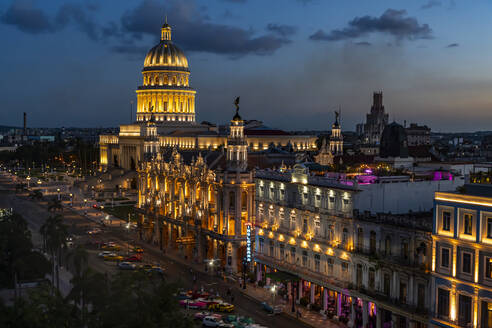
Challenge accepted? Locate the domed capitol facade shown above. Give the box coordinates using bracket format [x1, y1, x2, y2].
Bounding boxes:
[137, 22, 196, 123]
[99, 21, 317, 171]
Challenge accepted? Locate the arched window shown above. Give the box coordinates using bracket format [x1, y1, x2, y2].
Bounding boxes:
[164, 75, 168, 85]
[401, 239, 409, 260]
[385, 236, 391, 256]
[370, 231, 376, 254]
[357, 227, 363, 251]
[229, 191, 235, 210]
[173, 76, 177, 85]
[241, 191, 247, 211]
[342, 228, 348, 246]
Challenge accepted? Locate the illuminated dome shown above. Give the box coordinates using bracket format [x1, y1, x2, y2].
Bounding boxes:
[143, 38, 189, 70]
[136, 20, 196, 123]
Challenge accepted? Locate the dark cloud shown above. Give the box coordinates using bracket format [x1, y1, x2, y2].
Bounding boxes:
[266, 23, 297, 37]
[309, 9, 432, 42]
[0, 0, 100, 40]
[55, 3, 100, 41]
[446, 43, 459, 48]
[355, 41, 371, 46]
[421, 0, 441, 10]
[0, 0, 53, 33]
[116, 0, 291, 56]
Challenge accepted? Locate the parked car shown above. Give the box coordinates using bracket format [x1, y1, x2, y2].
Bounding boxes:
[118, 262, 136, 270]
[194, 311, 221, 321]
[218, 323, 234, 328]
[209, 302, 234, 312]
[102, 244, 121, 251]
[98, 251, 114, 258]
[124, 254, 142, 262]
[178, 299, 207, 309]
[260, 302, 282, 314]
[202, 316, 222, 327]
[103, 254, 124, 261]
[132, 246, 144, 253]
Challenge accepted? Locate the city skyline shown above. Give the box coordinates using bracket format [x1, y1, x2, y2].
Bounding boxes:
[1, 0, 492, 132]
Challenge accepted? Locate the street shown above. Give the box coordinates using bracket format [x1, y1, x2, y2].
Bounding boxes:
[0, 173, 313, 328]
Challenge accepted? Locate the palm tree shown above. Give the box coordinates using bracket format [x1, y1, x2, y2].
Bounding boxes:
[40, 214, 68, 291]
[48, 198, 63, 212]
[29, 189, 43, 200]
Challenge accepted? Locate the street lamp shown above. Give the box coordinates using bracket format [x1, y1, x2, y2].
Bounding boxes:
[26, 176, 31, 188]
[69, 193, 73, 207]
[84, 199, 87, 208]
[57, 188, 60, 201]
[271, 285, 277, 305]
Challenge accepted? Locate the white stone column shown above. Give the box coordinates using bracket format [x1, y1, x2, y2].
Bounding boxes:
[310, 283, 315, 304]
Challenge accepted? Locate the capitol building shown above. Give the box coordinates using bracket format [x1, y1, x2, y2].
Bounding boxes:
[99, 21, 317, 172]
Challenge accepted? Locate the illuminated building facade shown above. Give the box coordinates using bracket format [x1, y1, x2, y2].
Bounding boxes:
[136, 109, 255, 273]
[99, 21, 317, 172]
[431, 185, 492, 328]
[254, 166, 433, 328]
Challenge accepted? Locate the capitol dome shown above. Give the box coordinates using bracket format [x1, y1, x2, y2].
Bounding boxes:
[143, 37, 189, 70]
[136, 20, 196, 123]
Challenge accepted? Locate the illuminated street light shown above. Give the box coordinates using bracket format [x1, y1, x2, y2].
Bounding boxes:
[57, 188, 61, 201]
[26, 176, 31, 188]
[69, 193, 73, 207]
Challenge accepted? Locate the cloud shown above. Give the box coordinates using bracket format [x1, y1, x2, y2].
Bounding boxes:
[0, 0, 101, 40]
[55, 3, 100, 41]
[0, 0, 53, 33]
[355, 41, 371, 46]
[266, 23, 297, 37]
[446, 43, 459, 48]
[421, 0, 441, 10]
[116, 0, 291, 56]
[309, 9, 432, 42]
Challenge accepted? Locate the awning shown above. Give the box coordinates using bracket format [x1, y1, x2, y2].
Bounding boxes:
[266, 271, 299, 282]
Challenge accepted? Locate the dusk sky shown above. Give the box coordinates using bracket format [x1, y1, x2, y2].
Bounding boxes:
[1, 0, 492, 132]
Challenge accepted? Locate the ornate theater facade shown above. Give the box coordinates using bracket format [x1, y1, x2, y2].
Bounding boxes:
[137, 107, 254, 273]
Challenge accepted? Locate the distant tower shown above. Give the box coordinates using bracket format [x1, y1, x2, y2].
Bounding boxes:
[361, 91, 389, 155]
[329, 111, 343, 155]
[23, 112, 27, 136]
[143, 114, 160, 160]
[226, 99, 248, 172]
